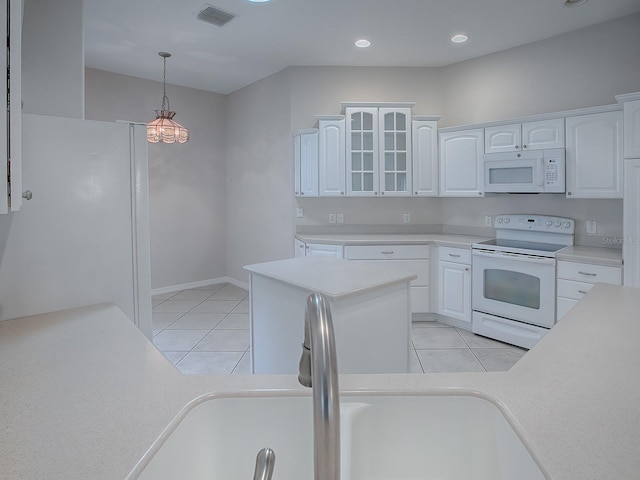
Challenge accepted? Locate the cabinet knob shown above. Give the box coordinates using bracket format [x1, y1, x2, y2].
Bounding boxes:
[300, 192, 304, 195]
[341, 192, 344, 195]
[380, 192, 384, 195]
[567, 192, 572, 196]
[515, 145, 519, 149]
[22, 190, 33, 200]
[522, 144, 527, 149]
[414, 192, 418, 195]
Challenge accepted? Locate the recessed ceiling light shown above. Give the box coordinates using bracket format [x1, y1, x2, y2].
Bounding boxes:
[451, 34, 469, 44]
[355, 39, 371, 48]
[564, 0, 589, 6]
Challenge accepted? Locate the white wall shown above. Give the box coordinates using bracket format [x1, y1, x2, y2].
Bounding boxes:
[279, 14, 640, 248]
[440, 13, 640, 127]
[80, 13, 640, 287]
[225, 70, 294, 282]
[85, 69, 228, 290]
[21, 0, 84, 118]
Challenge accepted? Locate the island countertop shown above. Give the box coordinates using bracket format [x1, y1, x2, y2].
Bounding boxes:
[1, 283, 639, 480]
[244, 255, 417, 300]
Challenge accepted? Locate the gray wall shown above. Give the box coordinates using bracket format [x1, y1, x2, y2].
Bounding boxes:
[85, 69, 228, 290]
[83, 13, 640, 287]
[22, 0, 84, 118]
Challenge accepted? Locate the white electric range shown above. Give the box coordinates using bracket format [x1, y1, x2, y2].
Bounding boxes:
[471, 214, 575, 349]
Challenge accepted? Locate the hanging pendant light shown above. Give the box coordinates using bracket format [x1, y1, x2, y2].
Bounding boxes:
[147, 52, 189, 144]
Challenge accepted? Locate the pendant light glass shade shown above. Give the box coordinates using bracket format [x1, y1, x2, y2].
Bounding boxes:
[147, 52, 189, 144]
[147, 110, 189, 143]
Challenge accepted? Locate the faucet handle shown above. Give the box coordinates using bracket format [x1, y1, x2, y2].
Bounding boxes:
[253, 447, 276, 480]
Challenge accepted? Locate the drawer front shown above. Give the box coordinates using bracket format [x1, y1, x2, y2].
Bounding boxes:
[557, 279, 594, 300]
[557, 261, 621, 285]
[438, 246, 471, 264]
[344, 244, 430, 260]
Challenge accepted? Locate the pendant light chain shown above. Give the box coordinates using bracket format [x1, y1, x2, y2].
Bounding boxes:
[161, 54, 170, 112]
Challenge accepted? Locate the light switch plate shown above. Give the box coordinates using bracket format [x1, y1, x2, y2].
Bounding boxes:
[485, 215, 492, 227]
[337, 213, 344, 224]
[296, 207, 304, 218]
[329, 213, 336, 224]
[403, 213, 411, 224]
[586, 220, 597, 234]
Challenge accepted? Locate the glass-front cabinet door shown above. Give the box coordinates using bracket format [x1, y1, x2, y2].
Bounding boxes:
[346, 107, 378, 196]
[379, 107, 412, 196]
[345, 104, 413, 197]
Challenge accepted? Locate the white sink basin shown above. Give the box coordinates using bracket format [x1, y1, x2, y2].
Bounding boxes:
[133, 393, 546, 480]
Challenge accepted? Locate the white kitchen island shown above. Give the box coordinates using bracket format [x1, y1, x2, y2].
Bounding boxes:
[244, 256, 416, 374]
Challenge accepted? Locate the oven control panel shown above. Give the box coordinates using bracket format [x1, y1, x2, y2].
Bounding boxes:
[494, 215, 574, 234]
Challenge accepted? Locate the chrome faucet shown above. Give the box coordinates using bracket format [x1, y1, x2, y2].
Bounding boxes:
[298, 292, 340, 480]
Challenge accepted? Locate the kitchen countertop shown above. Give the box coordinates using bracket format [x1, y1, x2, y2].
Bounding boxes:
[2, 284, 639, 479]
[297, 232, 623, 266]
[244, 256, 416, 300]
[556, 245, 623, 267]
[295, 232, 490, 248]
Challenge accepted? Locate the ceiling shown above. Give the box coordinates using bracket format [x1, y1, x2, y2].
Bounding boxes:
[84, 0, 640, 95]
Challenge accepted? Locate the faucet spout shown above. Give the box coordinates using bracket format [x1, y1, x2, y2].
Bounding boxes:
[298, 292, 340, 480]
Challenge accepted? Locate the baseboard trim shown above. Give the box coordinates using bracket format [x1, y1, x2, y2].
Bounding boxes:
[151, 277, 249, 296]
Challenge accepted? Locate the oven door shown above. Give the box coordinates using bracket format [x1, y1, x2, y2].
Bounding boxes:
[472, 249, 556, 328]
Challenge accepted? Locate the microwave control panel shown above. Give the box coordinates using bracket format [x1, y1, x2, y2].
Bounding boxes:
[542, 149, 565, 192]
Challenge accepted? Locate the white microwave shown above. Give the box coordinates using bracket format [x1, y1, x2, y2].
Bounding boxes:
[483, 149, 565, 193]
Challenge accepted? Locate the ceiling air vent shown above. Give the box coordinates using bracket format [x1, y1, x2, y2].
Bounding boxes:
[197, 5, 236, 27]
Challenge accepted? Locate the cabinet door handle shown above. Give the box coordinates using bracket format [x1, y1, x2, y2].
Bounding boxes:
[578, 271, 597, 276]
[578, 290, 588, 294]
[448, 253, 461, 258]
[381, 251, 394, 255]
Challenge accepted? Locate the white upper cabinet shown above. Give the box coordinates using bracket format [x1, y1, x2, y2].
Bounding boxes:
[411, 117, 438, 196]
[565, 110, 623, 198]
[484, 118, 564, 154]
[378, 107, 412, 197]
[346, 107, 379, 196]
[624, 159, 640, 287]
[621, 97, 640, 158]
[345, 103, 413, 197]
[1, 0, 22, 214]
[317, 115, 346, 197]
[439, 128, 484, 197]
[293, 129, 318, 197]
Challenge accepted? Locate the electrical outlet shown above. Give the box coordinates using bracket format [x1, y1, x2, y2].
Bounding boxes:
[586, 219, 597, 234]
[403, 213, 411, 224]
[296, 207, 304, 218]
[329, 213, 336, 224]
[485, 215, 493, 227]
[336, 213, 344, 224]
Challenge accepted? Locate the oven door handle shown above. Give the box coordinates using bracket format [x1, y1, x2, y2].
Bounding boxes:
[472, 249, 556, 265]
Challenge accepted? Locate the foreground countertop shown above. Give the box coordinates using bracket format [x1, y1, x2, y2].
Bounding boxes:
[244, 256, 416, 299]
[2, 284, 640, 479]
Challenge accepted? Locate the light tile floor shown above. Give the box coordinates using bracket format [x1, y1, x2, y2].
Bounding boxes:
[152, 284, 527, 375]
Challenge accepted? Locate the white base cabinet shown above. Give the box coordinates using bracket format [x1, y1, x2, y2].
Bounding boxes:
[436, 247, 472, 327]
[344, 244, 430, 315]
[556, 260, 622, 320]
